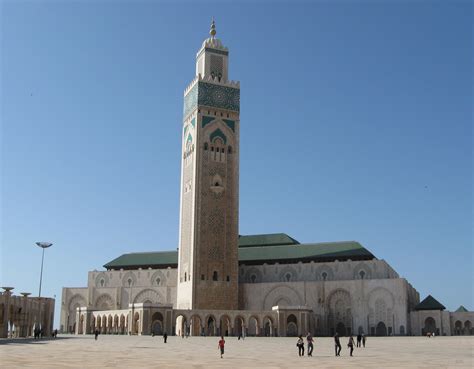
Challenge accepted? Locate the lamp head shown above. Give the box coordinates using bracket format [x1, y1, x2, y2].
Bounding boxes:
[36, 242, 53, 249]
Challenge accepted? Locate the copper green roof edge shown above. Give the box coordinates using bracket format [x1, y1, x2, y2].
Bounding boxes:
[455, 305, 468, 312]
[104, 251, 178, 268]
[238, 233, 300, 247]
[415, 295, 446, 311]
[238, 241, 373, 262]
[104, 241, 373, 269]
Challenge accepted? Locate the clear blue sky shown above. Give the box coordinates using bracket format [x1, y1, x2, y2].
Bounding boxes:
[1, 1, 472, 328]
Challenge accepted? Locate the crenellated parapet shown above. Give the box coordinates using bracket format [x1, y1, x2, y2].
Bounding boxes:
[184, 74, 240, 97]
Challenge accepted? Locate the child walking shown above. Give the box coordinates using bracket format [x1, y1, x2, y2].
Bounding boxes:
[218, 336, 226, 358]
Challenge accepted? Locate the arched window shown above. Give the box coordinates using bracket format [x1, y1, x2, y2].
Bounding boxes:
[204, 143, 208, 150]
[359, 270, 366, 279]
[201, 274, 205, 280]
[211, 146, 214, 152]
[155, 278, 161, 286]
[127, 278, 133, 287]
[184, 272, 187, 282]
[100, 279, 105, 287]
[213, 271, 218, 281]
[250, 274, 257, 283]
[226, 276, 230, 282]
[285, 273, 291, 282]
[322, 272, 328, 281]
[228, 146, 232, 154]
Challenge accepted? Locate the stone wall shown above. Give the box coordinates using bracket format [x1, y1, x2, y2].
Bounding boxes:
[240, 277, 415, 336]
[238, 259, 398, 284]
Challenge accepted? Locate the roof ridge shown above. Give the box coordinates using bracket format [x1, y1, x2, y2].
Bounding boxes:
[120, 250, 176, 255]
[239, 232, 292, 236]
[299, 240, 359, 245]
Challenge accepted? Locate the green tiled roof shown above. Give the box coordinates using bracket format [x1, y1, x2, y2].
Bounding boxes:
[104, 239, 374, 270]
[104, 251, 178, 269]
[238, 241, 372, 264]
[415, 295, 446, 311]
[238, 233, 300, 247]
[455, 305, 468, 312]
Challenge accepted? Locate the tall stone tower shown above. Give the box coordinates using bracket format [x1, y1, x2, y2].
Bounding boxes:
[176, 20, 240, 310]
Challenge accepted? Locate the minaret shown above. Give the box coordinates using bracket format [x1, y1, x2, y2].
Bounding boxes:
[177, 20, 240, 310]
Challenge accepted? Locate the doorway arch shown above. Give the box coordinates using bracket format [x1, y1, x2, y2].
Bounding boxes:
[189, 315, 202, 336]
[423, 317, 436, 336]
[286, 314, 298, 336]
[151, 312, 164, 335]
[263, 316, 273, 337]
[219, 315, 231, 336]
[336, 322, 346, 336]
[234, 316, 245, 337]
[376, 321, 387, 336]
[464, 320, 472, 335]
[175, 314, 187, 337]
[206, 315, 216, 336]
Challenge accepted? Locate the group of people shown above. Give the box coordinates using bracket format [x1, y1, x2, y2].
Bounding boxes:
[33, 328, 44, 339]
[297, 332, 367, 357]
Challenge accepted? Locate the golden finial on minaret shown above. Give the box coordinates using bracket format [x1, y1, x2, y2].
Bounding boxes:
[210, 17, 216, 38]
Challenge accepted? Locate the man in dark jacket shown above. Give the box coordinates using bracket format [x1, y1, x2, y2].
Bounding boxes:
[334, 333, 342, 356]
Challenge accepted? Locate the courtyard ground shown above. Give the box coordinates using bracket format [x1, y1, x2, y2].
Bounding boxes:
[1, 335, 473, 369]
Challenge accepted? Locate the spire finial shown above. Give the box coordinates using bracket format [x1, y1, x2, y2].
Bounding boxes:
[210, 17, 216, 38]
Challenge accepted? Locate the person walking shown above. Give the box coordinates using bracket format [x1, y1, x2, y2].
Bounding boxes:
[362, 334, 366, 348]
[297, 335, 305, 357]
[334, 333, 342, 356]
[306, 333, 314, 357]
[218, 336, 226, 358]
[356, 333, 362, 347]
[348, 336, 355, 356]
[94, 329, 99, 340]
[163, 332, 168, 343]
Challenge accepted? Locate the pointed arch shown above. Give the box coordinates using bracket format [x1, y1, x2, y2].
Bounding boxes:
[210, 128, 227, 144]
[95, 272, 110, 288]
[95, 293, 114, 310]
[122, 271, 137, 287]
[353, 262, 372, 280]
[263, 285, 303, 310]
[150, 270, 166, 287]
[133, 289, 163, 304]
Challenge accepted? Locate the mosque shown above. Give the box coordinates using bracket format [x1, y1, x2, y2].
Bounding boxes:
[60, 21, 473, 338]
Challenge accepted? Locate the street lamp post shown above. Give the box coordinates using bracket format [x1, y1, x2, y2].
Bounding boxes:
[35, 242, 52, 336]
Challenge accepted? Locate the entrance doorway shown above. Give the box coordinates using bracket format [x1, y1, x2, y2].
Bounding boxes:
[376, 322, 387, 336]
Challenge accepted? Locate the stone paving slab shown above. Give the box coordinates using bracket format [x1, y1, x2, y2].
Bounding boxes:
[1, 335, 473, 368]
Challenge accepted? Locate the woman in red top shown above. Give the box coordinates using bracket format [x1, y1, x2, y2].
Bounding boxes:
[218, 336, 225, 358]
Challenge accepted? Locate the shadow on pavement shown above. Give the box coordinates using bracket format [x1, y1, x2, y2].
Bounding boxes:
[0, 336, 76, 345]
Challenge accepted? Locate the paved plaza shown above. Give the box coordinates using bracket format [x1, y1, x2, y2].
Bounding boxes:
[1, 335, 473, 368]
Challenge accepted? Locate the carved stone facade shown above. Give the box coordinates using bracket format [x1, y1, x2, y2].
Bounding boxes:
[61, 259, 472, 337]
[60, 22, 472, 338]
